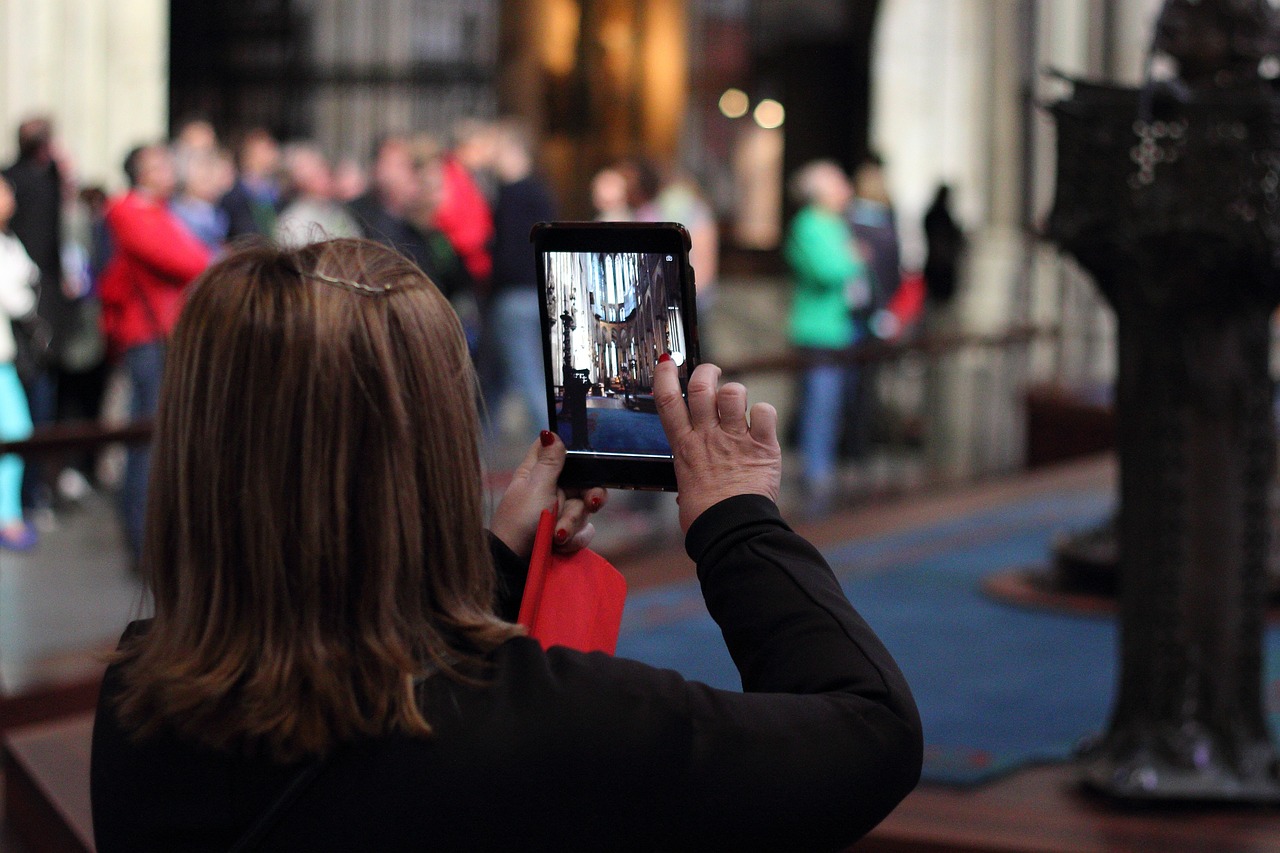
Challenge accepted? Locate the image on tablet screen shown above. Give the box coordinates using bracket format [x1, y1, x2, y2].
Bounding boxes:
[542, 250, 689, 458]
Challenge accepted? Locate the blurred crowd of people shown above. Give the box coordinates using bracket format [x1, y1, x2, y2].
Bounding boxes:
[0, 113, 680, 556]
[588, 157, 719, 324]
[0, 108, 960, 553]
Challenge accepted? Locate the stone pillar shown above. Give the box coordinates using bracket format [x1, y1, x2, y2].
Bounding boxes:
[871, 0, 1035, 478]
[0, 0, 168, 188]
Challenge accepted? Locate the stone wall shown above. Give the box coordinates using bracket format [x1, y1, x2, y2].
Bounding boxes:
[0, 0, 168, 189]
[869, 0, 1163, 478]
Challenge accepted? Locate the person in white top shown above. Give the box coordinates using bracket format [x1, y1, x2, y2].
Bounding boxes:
[0, 174, 39, 549]
[274, 143, 361, 249]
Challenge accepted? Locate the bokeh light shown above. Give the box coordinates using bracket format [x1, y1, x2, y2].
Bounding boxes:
[718, 88, 749, 119]
[753, 98, 785, 129]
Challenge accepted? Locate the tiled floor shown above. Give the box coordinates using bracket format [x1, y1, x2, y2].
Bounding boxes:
[0, 491, 143, 695]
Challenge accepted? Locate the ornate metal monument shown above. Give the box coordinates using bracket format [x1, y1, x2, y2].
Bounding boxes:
[1047, 0, 1280, 802]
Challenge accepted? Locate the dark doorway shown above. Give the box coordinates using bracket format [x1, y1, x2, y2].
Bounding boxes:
[168, 0, 311, 140]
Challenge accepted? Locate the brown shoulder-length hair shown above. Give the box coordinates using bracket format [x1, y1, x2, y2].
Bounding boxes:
[113, 238, 522, 761]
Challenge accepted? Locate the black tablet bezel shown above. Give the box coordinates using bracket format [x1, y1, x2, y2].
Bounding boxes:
[531, 221, 699, 491]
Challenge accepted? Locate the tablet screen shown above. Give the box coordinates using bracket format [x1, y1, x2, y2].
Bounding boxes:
[541, 248, 690, 458]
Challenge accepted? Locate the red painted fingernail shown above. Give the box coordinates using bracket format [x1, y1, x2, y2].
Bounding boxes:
[555, 528, 568, 544]
[658, 352, 672, 364]
[540, 430, 555, 447]
[590, 496, 602, 511]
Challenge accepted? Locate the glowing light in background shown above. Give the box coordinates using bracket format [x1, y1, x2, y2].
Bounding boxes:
[753, 98, 785, 129]
[541, 0, 582, 76]
[718, 88, 749, 119]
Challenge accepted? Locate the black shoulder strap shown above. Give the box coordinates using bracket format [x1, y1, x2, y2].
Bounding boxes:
[227, 753, 330, 853]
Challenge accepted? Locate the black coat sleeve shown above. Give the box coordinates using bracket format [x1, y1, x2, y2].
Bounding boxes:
[653, 494, 922, 849]
[511, 495, 921, 851]
[489, 532, 528, 622]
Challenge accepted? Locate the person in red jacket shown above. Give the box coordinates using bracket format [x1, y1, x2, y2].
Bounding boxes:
[432, 120, 494, 291]
[100, 142, 211, 562]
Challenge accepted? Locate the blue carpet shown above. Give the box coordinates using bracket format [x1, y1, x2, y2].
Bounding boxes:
[616, 487, 1280, 785]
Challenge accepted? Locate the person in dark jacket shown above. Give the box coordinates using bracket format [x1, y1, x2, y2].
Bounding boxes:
[841, 154, 902, 463]
[2, 118, 64, 376]
[3, 116, 66, 511]
[346, 135, 464, 294]
[90, 238, 922, 852]
[476, 119, 557, 440]
[220, 128, 282, 240]
[922, 184, 965, 306]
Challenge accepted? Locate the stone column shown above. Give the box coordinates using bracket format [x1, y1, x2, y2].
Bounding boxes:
[0, 0, 168, 188]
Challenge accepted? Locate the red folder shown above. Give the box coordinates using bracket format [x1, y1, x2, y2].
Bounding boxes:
[517, 510, 628, 654]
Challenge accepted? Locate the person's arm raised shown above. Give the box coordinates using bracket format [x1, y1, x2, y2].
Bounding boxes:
[653, 358, 782, 532]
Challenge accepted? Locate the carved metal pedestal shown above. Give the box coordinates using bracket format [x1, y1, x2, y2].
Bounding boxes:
[1049, 79, 1280, 802]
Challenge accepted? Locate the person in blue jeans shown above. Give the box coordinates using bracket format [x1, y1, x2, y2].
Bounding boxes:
[784, 160, 867, 506]
[477, 120, 555, 442]
[121, 341, 165, 558]
[0, 174, 39, 549]
[100, 144, 211, 561]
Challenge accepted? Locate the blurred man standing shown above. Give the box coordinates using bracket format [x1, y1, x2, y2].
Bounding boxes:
[221, 128, 282, 240]
[477, 120, 556, 441]
[3, 117, 66, 512]
[100, 143, 211, 563]
[347, 136, 438, 277]
[274, 143, 360, 248]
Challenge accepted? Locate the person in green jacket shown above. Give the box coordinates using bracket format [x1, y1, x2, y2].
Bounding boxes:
[784, 160, 868, 504]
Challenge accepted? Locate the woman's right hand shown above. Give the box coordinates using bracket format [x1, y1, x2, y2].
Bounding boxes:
[654, 358, 781, 532]
[490, 431, 608, 560]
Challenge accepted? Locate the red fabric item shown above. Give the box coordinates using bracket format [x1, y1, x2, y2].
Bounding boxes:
[432, 157, 494, 288]
[517, 510, 628, 654]
[99, 190, 212, 354]
[888, 270, 926, 332]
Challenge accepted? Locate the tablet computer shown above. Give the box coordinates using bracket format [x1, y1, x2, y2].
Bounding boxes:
[532, 221, 699, 490]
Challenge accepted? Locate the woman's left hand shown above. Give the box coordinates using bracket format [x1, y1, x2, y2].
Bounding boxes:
[490, 430, 609, 559]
